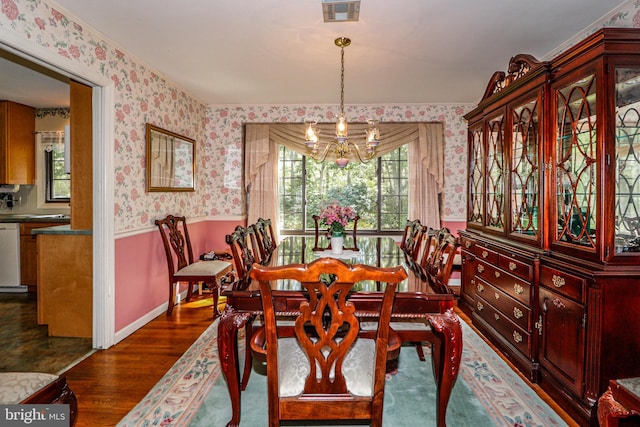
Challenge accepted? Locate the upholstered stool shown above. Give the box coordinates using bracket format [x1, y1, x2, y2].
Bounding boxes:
[0, 373, 77, 426]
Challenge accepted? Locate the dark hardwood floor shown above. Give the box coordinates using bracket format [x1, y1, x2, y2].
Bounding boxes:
[63, 296, 216, 427]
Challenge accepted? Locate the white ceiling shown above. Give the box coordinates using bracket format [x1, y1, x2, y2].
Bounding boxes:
[0, 0, 629, 108]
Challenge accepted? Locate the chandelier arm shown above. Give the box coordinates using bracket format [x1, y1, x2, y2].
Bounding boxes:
[349, 141, 374, 163]
[310, 141, 338, 163]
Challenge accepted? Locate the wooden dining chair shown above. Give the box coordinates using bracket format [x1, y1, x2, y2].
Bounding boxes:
[249, 257, 406, 427]
[422, 228, 460, 295]
[225, 224, 264, 390]
[312, 214, 361, 252]
[155, 215, 233, 316]
[393, 227, 461, 361]
[400, 219, 424, 272]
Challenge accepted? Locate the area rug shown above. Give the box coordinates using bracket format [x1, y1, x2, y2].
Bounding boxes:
[117, 316, 568, 427]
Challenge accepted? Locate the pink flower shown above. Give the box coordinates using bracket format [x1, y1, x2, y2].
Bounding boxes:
[94, 45, 106, 61]
[2, 0, 18, 20]
[51, 8, 64, 21]
[35, 17, 45, 30]
[69, 45, 80, 59]
[318, 203, 357, 234]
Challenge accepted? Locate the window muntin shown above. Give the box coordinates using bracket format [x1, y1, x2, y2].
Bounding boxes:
[279, 145, 408, 233]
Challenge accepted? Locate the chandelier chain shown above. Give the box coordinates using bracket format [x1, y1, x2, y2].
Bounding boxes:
[340, 44, 345, 116]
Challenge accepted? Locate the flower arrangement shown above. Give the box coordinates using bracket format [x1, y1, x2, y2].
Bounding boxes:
[318, 203, 357, 236]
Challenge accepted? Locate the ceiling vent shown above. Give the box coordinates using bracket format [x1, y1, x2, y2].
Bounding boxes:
[322, 0, 360, 22]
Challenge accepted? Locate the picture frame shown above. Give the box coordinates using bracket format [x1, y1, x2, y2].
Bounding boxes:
[145, 123, 195, 192]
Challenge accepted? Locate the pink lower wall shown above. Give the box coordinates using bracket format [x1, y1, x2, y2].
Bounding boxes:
[114, 219, 243, 332]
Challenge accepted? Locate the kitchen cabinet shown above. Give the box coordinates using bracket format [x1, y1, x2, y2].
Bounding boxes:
[20, 222, 66, 290]
[460, 29, 640, 425]
[0, 101, 35, 184]
[37, 232, 92, 338]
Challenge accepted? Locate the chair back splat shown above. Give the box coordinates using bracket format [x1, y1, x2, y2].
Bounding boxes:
[252, 218, 277, 264]
[250, 257, 407, 427]
[225, 225, 257, 291]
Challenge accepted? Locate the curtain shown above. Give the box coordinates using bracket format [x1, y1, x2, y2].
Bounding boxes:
[409, 123, 444, 229]
[244, 124, 280, 241]
[244, 122, 444, 235]
[36, 131, 65, 153]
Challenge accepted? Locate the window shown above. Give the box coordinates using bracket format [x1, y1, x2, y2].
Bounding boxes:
[279, 145, 408, 233]
[44, 150, 70, 202]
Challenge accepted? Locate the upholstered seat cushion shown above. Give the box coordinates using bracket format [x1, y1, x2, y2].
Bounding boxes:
[277, 337, 376, 397]
[0, 372, 60, 404]
[173, 260, 232, 277]
[390, 319, 432, 331]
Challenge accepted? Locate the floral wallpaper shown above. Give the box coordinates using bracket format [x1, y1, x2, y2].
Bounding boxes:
[205, 104, 472, 221]
[3, 0, 640, 232]
[0, 0, 207, 233]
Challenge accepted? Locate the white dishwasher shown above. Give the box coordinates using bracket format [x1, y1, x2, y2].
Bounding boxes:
[0, 222, 24, 291]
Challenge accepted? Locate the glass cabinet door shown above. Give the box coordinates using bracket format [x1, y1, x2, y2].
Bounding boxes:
[554, 75, 597, 249]
[468, 124, 484, 226]
[511, 97, 540, 239]
[614, 67, 640, 253]
[486, 115, 505, 231]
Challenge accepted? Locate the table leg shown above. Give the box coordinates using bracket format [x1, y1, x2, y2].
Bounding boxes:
[218, 306, 252, 427]
[426, 308, 462, 427]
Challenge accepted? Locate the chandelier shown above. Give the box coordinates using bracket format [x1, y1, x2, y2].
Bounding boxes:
[304, 37, 380, 168]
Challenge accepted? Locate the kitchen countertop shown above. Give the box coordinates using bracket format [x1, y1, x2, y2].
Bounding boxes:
[0, 214, 71, 223]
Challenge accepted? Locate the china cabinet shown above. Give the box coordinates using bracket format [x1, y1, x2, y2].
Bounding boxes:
[461, 28, 640, 425]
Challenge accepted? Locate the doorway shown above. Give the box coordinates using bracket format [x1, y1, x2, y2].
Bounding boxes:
[0, 41, 115, 349]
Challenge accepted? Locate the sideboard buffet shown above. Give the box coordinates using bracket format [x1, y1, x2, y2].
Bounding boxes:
[460, 28, 640, 425]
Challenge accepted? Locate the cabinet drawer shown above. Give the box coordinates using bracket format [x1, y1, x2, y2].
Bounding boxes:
[474, 244, 498, 264]
[475, 294, 531, 357]
[497, 254, 532, 281]
[475, 260, 531, 306]
[476, 277, 530, 330]
[460, 235, 475, 252]
[539, 265, 585, 302]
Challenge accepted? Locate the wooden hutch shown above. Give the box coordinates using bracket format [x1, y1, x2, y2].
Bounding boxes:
[460, 28, 640, 425]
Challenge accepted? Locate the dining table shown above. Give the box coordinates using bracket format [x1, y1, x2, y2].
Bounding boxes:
[217, 235, 462, 427]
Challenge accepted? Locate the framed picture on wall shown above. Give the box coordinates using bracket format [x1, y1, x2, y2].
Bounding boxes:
[145, 123, 195, 192]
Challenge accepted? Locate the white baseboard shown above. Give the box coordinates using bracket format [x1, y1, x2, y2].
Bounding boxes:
[114, 289, 188, 344]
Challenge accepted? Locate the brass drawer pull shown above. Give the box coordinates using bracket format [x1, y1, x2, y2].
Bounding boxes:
[509, 261, 517, 271]
[465, 240, 472, 248]
[482, 250, 489, 258]
[477, 283, 484, 292]
[494, 271, 501, 278]
[513, 331, 523, 343]
[552, 274, 566, 288]
[477, 265, 485, 273]
[494, 292, 500, 300]
[513, 307, 523, 319]
[477, 301, 484, 311]
[553, 298, 566, 309]
[514, 284, 524, 295]
[494, 313, 500, 321]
